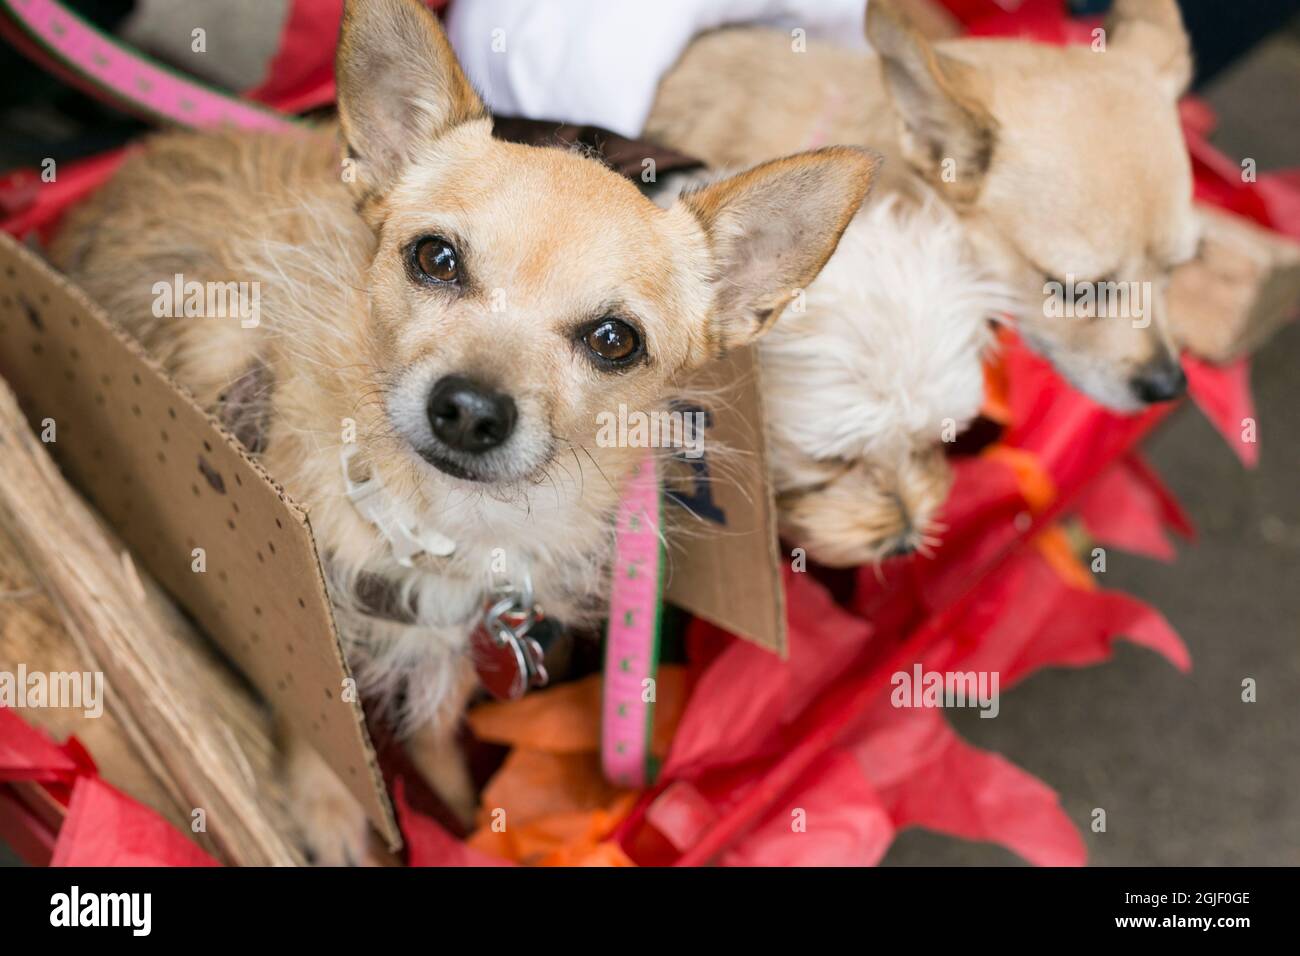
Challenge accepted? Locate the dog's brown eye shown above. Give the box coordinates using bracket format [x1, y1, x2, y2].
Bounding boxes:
[583, 318, 641, 365]
[414, 237, 459, 283]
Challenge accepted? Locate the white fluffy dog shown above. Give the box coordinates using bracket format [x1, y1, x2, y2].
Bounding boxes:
[761, 192, 1015, 566]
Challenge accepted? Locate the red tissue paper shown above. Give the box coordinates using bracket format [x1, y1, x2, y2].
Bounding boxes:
[0, 709, 218, 867]
[51, 777, 218, 868]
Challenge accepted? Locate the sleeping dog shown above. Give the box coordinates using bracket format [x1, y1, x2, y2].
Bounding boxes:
[648, 0, 1200, 413]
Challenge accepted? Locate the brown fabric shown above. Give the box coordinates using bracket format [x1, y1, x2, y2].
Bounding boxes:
[492, 116, 703, 181]
[354, 571, 418, 625]
[216, 359, 273, 455]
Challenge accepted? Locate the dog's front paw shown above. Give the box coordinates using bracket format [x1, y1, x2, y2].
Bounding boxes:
[292, 788, 371, 867]
[404, 721, 479, 832]
[285, 739, 372, 866]
[437, 770, 479, 833]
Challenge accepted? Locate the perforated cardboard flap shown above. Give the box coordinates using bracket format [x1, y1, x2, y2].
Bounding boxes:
[0, 233, 398, 848]
[662, 348, 787, 656]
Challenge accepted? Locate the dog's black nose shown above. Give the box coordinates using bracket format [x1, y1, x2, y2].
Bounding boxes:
[1131, 361, 1187, 404]
[427, 375, 516, 453]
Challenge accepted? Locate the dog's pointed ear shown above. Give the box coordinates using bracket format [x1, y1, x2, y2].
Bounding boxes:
[678, 147, 878, 354]
[866, 0, 996, 204]
[1104, 0, 1192, 99]
[336, 0, 486, 203]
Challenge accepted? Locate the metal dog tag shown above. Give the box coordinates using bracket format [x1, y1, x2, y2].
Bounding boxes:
[470, 593, 548, 700]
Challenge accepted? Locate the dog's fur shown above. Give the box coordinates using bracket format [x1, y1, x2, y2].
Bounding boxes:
[50, 0, 875, 863]
[762, 193, 1012, 566]
[647, 0, 1201, 412]
[648, 168, 1008, 567]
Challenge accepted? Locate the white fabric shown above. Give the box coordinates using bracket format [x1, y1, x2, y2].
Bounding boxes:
[446, 0, 869, 137]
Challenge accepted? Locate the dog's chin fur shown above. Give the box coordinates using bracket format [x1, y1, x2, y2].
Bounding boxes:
[761, 193, 1014, 565]
[297, 429, 627, 734]
[778, 449, 954, 567]
[409, 440, 556, 484]
[312, 416, 629, 736]
[416, 449, 485, 482]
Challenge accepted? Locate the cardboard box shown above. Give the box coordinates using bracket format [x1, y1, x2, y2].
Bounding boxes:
[661, 350, 787, 656]
[0, 233, 398, 847]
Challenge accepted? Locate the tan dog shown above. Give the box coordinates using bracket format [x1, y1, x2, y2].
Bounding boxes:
[51, 0, 874, 863]
[648, 0, 1201, 412]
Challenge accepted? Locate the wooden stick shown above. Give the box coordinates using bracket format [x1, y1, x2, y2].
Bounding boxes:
[0, 378, 301, 865]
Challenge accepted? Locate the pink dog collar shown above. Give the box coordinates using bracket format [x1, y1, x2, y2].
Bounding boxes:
[0, 0, 296, 132]
[601, 452, 665, 789]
